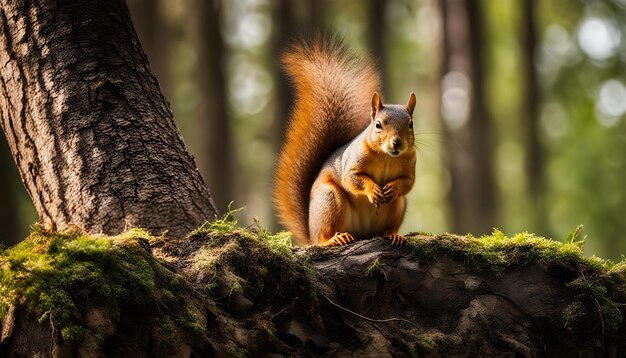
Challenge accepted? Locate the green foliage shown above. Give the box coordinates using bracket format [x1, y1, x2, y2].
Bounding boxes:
[566, 225, 586, 246]
[364, 258, 381, 278]
[189, 202, 245, 236]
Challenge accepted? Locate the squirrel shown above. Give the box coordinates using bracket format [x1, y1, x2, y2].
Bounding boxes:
[274, 37, 416, 246]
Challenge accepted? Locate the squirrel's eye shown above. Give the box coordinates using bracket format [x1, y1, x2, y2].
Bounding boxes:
[375, 120, 382, 129]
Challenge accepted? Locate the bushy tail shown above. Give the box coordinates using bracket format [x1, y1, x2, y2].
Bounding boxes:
[274, 36, 380, 244]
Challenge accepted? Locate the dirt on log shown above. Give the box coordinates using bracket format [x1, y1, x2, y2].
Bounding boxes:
[0, 224, 624, 357]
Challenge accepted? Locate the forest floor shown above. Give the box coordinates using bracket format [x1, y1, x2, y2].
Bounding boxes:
[1, 214, 625, 357]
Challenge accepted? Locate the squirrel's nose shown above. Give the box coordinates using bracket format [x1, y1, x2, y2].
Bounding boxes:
[390, 137, 402, 150]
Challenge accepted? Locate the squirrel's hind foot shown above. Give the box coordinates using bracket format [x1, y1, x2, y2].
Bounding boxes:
[322, 232, 356, 246]
[383, 233, 406, 246]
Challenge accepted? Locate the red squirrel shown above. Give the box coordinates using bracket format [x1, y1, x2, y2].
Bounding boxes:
[274, 37, 416, 246]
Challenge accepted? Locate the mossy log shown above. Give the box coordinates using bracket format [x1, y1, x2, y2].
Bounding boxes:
[0, 222, 625, 357]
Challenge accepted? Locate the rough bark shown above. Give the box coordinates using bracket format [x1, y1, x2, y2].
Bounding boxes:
[0, 0, 217, 239]
[439, 0, 498, 235]
[1, 232, 623, 357]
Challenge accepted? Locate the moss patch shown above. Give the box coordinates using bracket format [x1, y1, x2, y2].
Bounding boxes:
[406, 229, 615, 274]
[406, 228, 626, 344]
[0, 225, 197, 347]
[186, 213, 317, 316]
[0, 205, 322, 355]
[2, 216, 625, 356]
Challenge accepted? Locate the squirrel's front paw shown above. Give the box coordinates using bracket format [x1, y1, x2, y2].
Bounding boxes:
[323, 232, 356, 246]
[382, 183, 399, 203]
[383, 233, 406, 246]
[367, 185, 386, 208]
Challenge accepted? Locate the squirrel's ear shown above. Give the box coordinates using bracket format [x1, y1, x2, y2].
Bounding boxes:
[406, 93, 416, 117]
[371, 92, 384, 117]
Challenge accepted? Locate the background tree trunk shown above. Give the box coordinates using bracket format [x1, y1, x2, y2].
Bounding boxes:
[272, 0, 295, 147]
[0, 0, 217, 239]
[439, 0, 497, 235]
[194, 0, 233, 215]
[271, 0, 324, 150]
[0, 136, 18, 246]
[126, 0, 173, 101]
[521, 0, 546, 234]
[270, 0, 323, 230]
[368, 0, 388, 95]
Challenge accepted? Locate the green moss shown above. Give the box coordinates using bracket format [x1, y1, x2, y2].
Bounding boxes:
[406, 229, 618, 273]
[0, 225, 202, 345]
[229, 281, 243, 296]
[405, 331, 445, 356]
[60, 325, 87, 342]
[189, 210, 318, 317]
[175, 307, 206, 336]
[563, 300, 586, 329]
[417, 334, 437, 350]
[160, 289, 177, 303]
[197, 228, 313, 301]
[0, 226, 157, 340]
[227, 347, 248, 358]
[563, 275, 624, 337]
[406, 345, 420, 358]
[407, 228, 626, 343]
[6, 215, 622, 354]
[153, 317, 179, 358]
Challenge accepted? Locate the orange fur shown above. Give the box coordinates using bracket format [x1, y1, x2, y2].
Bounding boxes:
[275, 36, 417, 246]
[274, 36, 380, 244]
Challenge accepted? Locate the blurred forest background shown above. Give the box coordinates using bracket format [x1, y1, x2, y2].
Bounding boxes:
[1, 0, 625, 260]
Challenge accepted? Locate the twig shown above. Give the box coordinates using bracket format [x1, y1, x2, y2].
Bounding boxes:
[49, 316, 55, 356]
[270, 298, 298, 321]
[322, 294, 420, 330]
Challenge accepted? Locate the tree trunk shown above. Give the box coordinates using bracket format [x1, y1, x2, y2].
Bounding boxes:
[521, 0, 546, 234]
[0, 136, 19, 246]
[271, 0, 325, 149]
[439, 0, 497, 235]
[126, 0, 173, 101]
[271, 0, 295, 150]
[194, 0, 233, 215]
[368, 0, 388, 94]
[0, 0, 217, 239]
